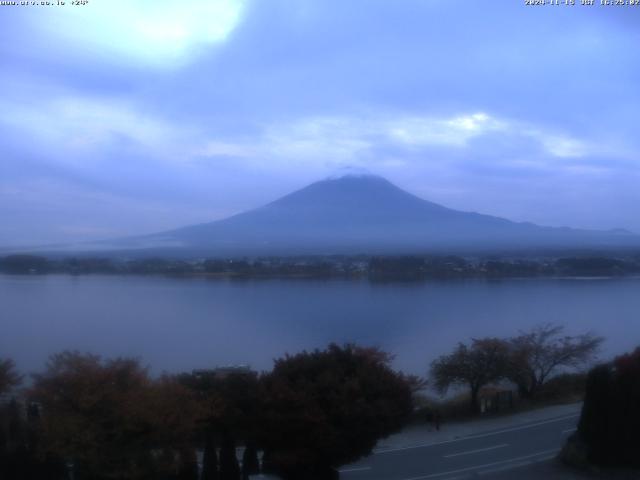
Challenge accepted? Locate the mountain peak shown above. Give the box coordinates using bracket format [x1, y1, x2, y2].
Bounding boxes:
[325, 166, 382, 181]
[275, 171, 411, 208]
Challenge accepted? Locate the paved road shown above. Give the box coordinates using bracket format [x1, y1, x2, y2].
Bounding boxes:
[339, 412, 580, 480]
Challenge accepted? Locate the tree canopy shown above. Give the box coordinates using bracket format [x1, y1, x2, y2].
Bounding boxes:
[574, 346, 640, 468]
[259, 343, 413, 479]
[29, 351, 200, 480]
[0, 358, 22, 395]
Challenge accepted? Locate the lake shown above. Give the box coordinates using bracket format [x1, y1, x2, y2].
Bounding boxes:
[1, 274, 638, 377]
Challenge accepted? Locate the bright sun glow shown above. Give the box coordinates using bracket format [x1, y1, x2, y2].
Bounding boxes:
[38, 0, 246, 65]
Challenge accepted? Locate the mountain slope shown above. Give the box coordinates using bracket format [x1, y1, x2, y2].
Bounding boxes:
[132, 174, 638, 255]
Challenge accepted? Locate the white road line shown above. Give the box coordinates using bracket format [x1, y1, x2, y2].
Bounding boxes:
[478, 453, 557, 476]
[401, 448, 560, 480]
[443, 443, 508, 458]
[478, 460, 531, 476]
[562, 427, 577, 434]
[339, 466, 372, 473]
[376, 413, 579, 454]
[476, 457, 528, 474]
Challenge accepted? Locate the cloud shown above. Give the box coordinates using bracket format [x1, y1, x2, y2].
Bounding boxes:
[534, 134, 589, 159]
[194, 112, 601, 170]
[387, 113, 506, 148]
[195, 141, 260, 159]
[0, 86, 623, 183]
[0, 94, 195, 166]
[27, 0, 246, 66]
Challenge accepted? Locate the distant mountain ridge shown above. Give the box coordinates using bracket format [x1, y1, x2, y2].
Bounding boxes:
[10, 173, 638, 257]
[123, 173, 638, 255]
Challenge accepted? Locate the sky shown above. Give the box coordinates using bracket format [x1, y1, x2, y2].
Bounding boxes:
[1, 0, 640, 246]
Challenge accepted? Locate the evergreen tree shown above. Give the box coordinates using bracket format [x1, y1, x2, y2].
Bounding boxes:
[201, 432, 219, 480]
[177, 447, 198, 480]
[219, 432, 240, 480]
[576, 347, 640, 467]
[241, 442, 259, 479]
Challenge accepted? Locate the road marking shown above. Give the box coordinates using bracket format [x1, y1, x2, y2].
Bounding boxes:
[401, 448, 560, 480]
[562, 427, 577, 434]
[339, 466, 372, 473]
[375, 413, 579, 454]
[478, 460, 531, 476]
[479, 452, 558, 475]
[443, 443, 508, 458]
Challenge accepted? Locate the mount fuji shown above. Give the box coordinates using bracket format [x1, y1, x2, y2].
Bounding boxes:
[110, 173, 638, 256]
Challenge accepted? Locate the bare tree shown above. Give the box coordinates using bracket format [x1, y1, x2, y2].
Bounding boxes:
[507, 324, 603, 399]
[431, 338, 510, 414]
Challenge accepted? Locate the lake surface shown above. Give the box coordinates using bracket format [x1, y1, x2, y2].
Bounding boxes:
[1, 274, 639, 377]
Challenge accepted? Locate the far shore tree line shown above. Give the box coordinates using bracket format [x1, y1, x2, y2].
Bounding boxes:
[2, 252, 640, 279]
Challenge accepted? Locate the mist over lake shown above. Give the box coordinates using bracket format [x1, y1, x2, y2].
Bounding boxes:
[2, 274, 638, 377]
